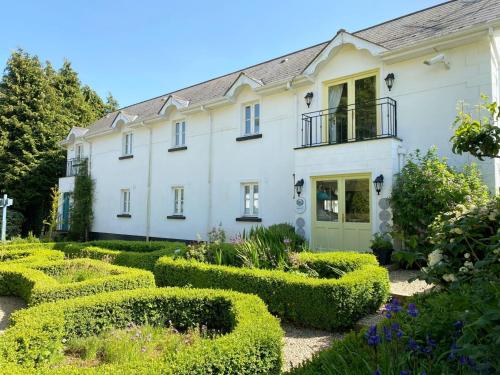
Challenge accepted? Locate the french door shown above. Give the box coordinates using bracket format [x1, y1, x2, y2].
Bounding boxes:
[312, 175, 372, 251]
[326, 72, 378, 144]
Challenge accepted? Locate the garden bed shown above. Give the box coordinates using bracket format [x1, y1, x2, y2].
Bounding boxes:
[0, 287, 283, 374]
[0, 259, 155, 305]
[155, 252, 390, 330]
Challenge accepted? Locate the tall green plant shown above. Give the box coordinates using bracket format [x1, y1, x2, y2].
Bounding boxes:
[390, 148, 489, 255]
[42, 185, 61, 240]
[69, 163, 94, 241]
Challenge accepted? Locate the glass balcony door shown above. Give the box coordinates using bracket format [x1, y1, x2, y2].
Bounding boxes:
[326, 72, 378, 143]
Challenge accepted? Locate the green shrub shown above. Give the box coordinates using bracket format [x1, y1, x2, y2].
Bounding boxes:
[155, 252, 389, 330]
[0, 247, 64, 264]
[422, 196, 499, 287]
[390, 148, 489, 256]
[62, 244, 177, 271]
[84, 240, 186, 253]
[0, 210, 24, 239]
[0, 287, 283, 374]
[0, 259, 155, 305]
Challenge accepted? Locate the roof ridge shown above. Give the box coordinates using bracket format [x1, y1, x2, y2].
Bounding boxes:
[353, 0, 458, 35]
[112, 40, 329, 113]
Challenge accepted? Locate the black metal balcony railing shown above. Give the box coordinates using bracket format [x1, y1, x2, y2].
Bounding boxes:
[66, 158, 88, 177]
[299, 97, 397, 147]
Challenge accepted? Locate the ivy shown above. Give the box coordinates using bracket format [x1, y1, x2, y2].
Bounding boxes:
[69, 163, 94, 241]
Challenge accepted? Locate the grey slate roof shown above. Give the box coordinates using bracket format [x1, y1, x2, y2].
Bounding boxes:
[84, 0, 500, 137]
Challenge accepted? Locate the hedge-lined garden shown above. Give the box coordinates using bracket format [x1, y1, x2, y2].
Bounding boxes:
[0, 287, 283, 374]
[155, 252, 389, 330]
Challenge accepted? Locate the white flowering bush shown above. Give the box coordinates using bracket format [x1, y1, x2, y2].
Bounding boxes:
[422, 196, 499, 286]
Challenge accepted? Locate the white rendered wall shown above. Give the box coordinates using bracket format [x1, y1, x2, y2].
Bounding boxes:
[59, 35, 500, 242]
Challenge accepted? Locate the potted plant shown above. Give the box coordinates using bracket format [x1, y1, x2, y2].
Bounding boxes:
[370, 233, 393, 265]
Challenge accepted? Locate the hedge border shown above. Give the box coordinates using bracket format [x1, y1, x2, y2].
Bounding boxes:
[155, 252, 390, 330]
[0, 258, 155, 306]
[0, 287, 283, 374]
[61, 244, 179, 271]
[0, 247, 65, 264]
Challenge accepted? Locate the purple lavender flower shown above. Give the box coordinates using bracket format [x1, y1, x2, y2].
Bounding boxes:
[448, 341, 459, 360]
[400, 371, 410, 375]
[365, 325, 381, 347]
[374, 369, 382, 375]
[407, 303, 419, 318]
[453, 321, 463, 329]
[283, 238, 292, 245]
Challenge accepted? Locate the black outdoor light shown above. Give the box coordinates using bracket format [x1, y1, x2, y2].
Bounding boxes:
[294, 178, 304, 197]
[384, 73, 395, 91]
[304, 92, 314, 108]
[373, 174, 384, 195]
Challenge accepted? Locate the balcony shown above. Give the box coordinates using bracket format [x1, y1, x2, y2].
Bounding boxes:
[65, 157, 88, 177]
[298, 97, 397, 148]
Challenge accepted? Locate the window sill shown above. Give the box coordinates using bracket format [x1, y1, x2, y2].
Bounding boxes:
[167, 215, 186, 220]
[119, 155, 134, 160]
[168, 146, 187, 152]
[235, 216, 262, 222]
[236, 133, 262, 142]
[117, 214, 131, 218]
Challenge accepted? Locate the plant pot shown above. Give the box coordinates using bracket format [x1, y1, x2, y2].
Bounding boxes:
[372, 247, 393, 265]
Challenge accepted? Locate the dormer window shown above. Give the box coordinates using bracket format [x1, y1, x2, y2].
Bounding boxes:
[243, 103, 260, 135]
[123, 132, 133, 156]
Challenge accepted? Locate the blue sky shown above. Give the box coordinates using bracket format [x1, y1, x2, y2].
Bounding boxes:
[1, 0, 443, 108]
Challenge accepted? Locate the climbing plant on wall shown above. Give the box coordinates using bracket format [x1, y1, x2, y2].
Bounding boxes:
[69, 163, 94, 241]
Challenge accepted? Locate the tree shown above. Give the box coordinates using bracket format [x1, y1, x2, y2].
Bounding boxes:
[0, 49, 118, 234]
[452, 96, 500, 160]
[42, 185, 61, 240]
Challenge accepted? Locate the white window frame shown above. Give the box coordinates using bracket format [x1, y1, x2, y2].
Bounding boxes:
[173, 186, 184, 215]
[75, 143, 83, 160]
[242, 182, 259, 216]
[242, 102, 260, 135]
[123, 132, 133, 156]
[121, 189, 131, 214]
[173, 120, 186, 147]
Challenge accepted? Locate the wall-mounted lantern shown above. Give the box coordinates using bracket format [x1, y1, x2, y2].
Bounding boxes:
[373, 174, 384, 195]
[294, 178, 304, 197]
[304, 92, 314, 108]
[384, 73, 395, 91]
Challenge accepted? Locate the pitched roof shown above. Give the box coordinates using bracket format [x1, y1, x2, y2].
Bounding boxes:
[83, 0, 500, 137]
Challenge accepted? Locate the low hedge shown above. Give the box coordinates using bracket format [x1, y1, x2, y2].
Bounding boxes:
[84, 240, 186, 253]
[0, 247, 64, 264]
[0, 287, 283, 374]
[62, 244, 177, 271]
[0, 259, 155, 306]
[155, 252, 390, 330]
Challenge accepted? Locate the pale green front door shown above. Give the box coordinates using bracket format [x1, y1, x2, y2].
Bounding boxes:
[312, 174, 372, 251]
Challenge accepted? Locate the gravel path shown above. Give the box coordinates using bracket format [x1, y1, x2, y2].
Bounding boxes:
[0, 296, 26, 332]
[389, 269, 433, 297]
[282, 323, 344, 373]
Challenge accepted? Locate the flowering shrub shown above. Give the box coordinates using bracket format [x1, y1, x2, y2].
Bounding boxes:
[422, 196, 499, 286]
[390, 148, 489, 255]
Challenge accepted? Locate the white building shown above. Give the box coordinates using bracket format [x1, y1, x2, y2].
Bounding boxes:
[59, 0, 500, 250]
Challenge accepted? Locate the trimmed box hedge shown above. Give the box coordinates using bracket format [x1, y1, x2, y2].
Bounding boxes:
[155, 252, 390, 330]
[0, 287, 283, 374]
[0, 258, 155, 306]
[0, 247, 64, 264]
[84, 240, 187, 253]
[61, 244, 179, 271]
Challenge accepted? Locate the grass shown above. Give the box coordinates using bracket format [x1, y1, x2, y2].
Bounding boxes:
[47, 262, 117, 284]
[61, 323, 214, 367]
